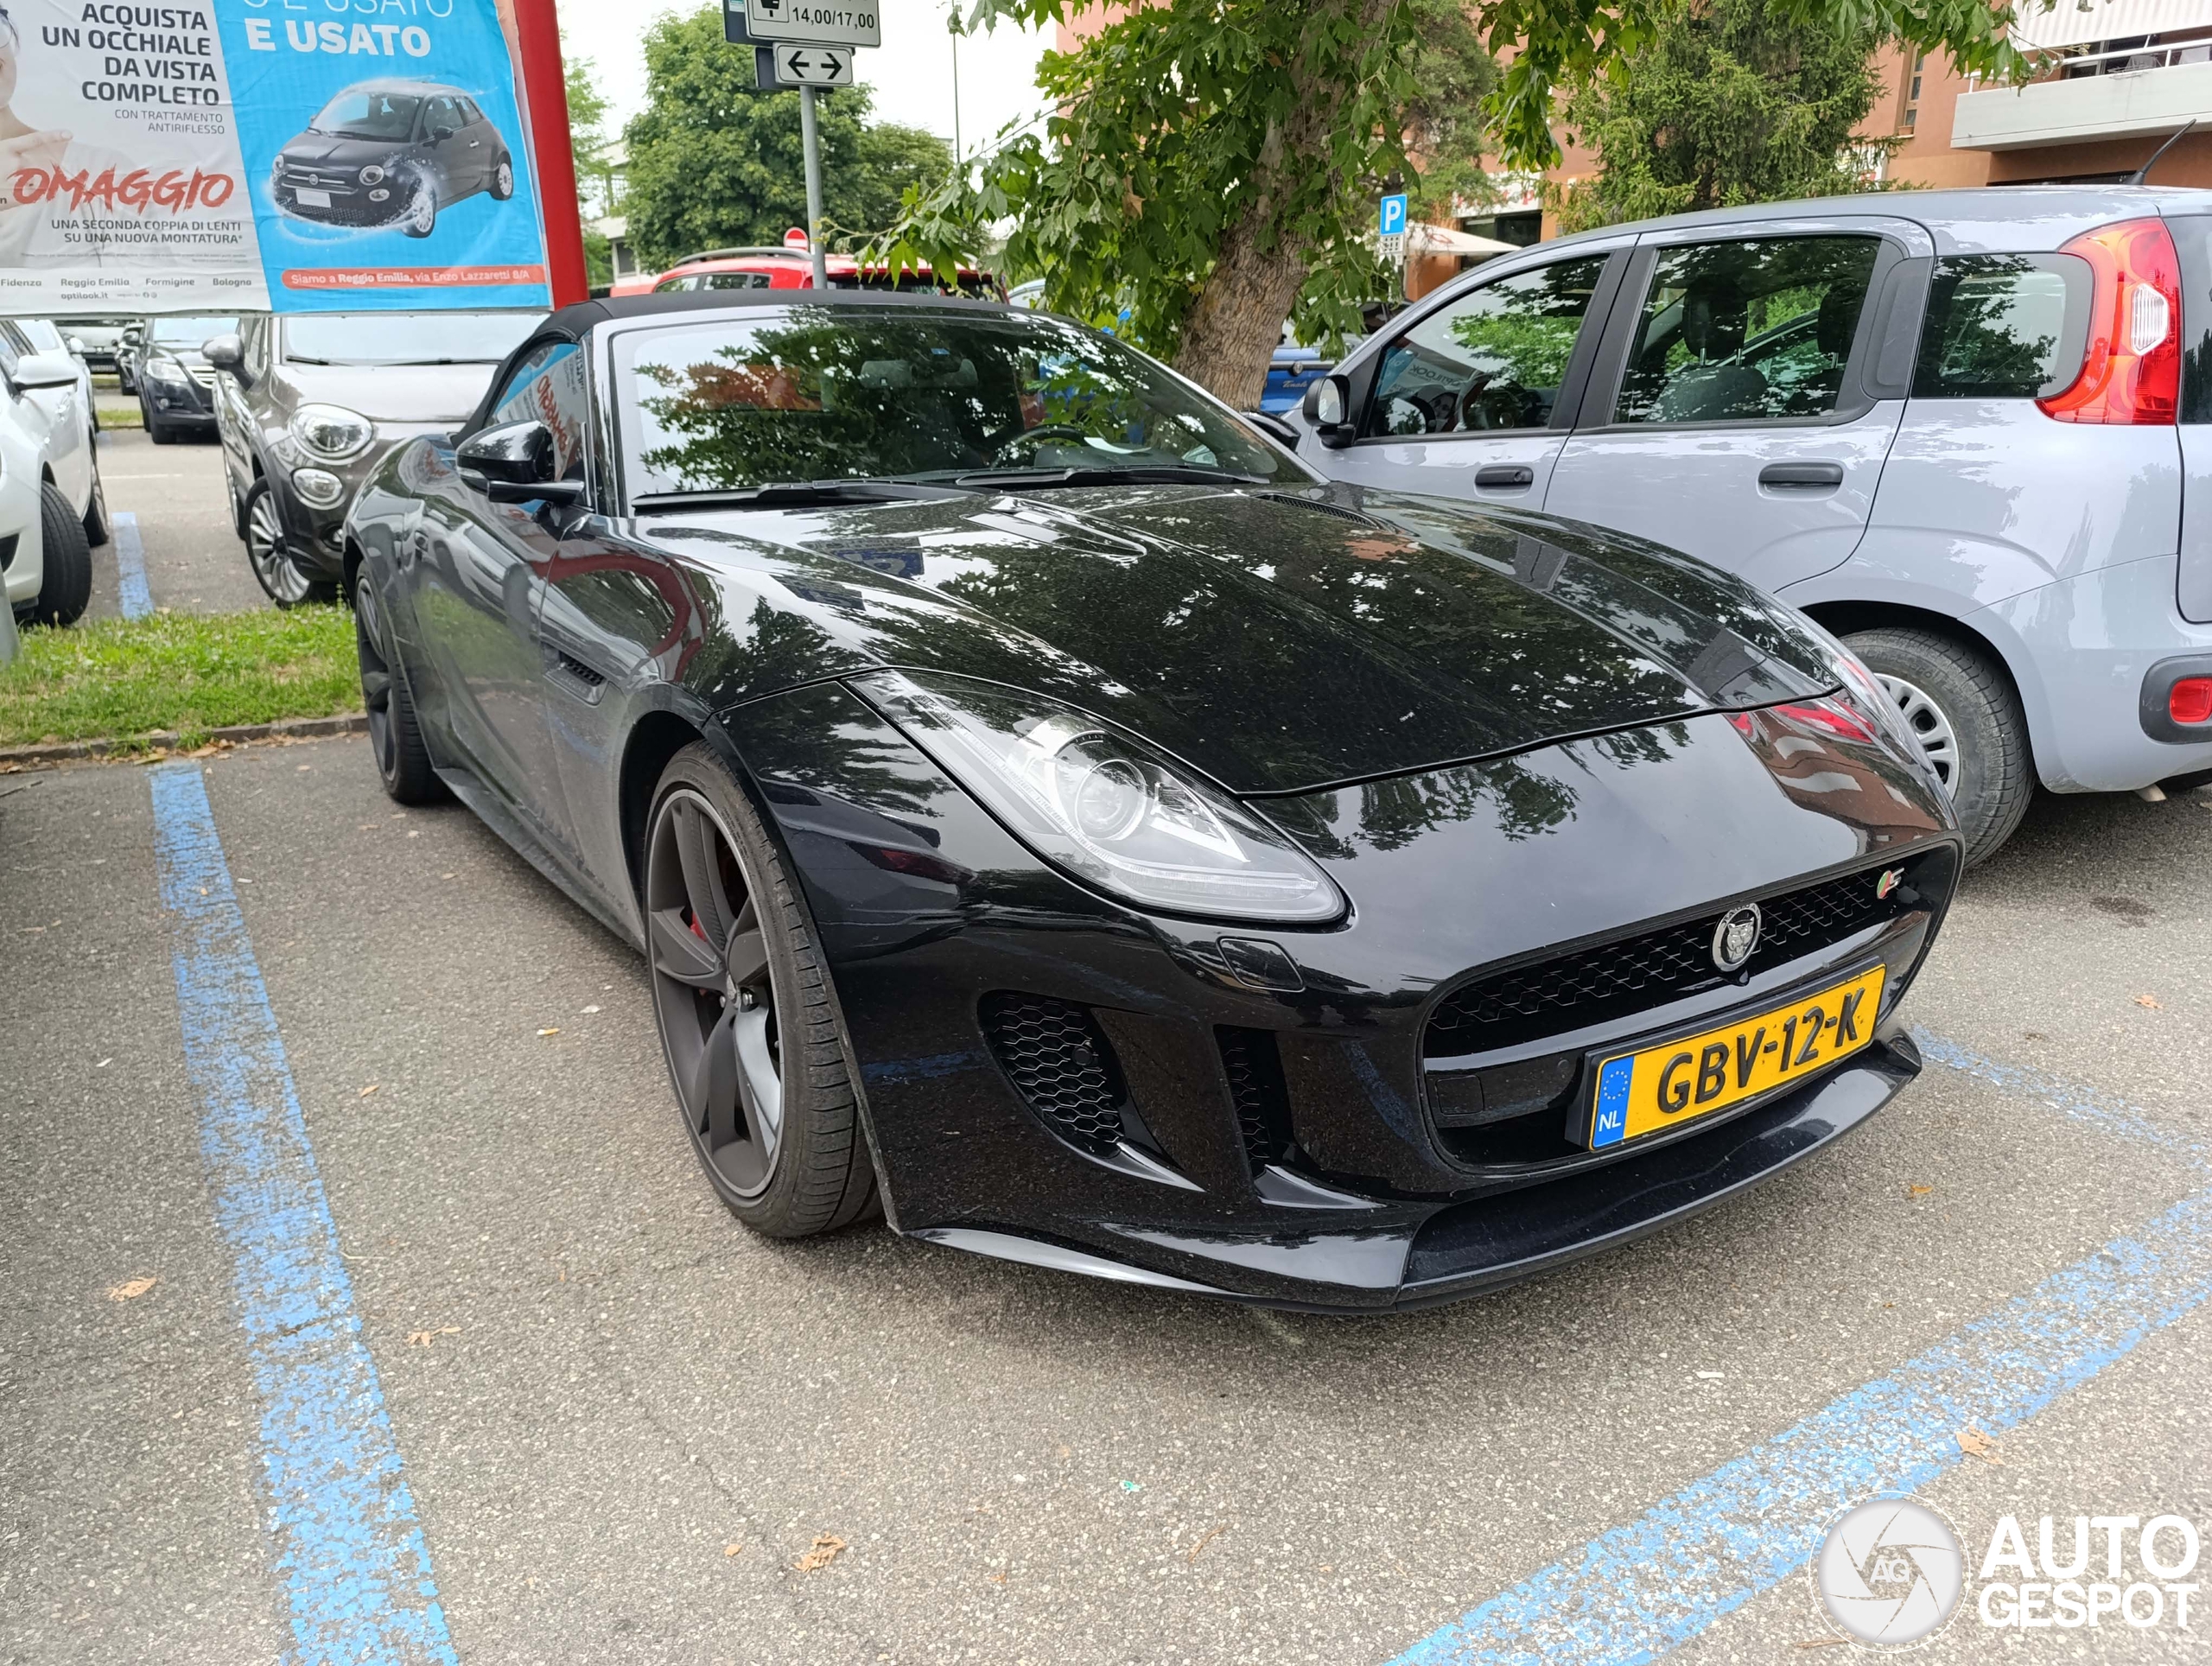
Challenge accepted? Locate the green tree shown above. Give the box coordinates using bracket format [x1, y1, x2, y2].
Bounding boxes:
[1551, 0, 1893, 232]
[622, 8, 953, 270]
[875, 0, 2021, 407]
[564, 47, 618, 285]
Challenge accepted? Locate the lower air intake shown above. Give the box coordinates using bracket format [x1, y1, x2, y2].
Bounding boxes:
[980, 993, 1127, 1155]
[1217, 1027, 1293, 1170]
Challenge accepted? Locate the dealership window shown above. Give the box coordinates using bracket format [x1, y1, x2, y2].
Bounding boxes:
[1363, 256, 1609, 436]
[1911, 255, 2088, 399]
[1612, 236, 1881, 424]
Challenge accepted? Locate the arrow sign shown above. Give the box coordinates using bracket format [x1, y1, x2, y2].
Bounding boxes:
[766, 43, 855, 85]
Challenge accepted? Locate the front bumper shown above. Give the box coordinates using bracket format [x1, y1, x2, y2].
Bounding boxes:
[728, 681, 1960, 1311]
[268, 426, 440, 577]
[143, 376, 215, 426]
[274, 179, 410, 229]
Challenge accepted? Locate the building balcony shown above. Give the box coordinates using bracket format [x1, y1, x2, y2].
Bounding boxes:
[1954, 41, 2212, 150]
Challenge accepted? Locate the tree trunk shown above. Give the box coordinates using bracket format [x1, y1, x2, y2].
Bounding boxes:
[1173, 213, 1311, 410]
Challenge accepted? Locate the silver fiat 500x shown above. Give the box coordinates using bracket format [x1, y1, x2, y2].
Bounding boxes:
[1299, 185, 2212, 863]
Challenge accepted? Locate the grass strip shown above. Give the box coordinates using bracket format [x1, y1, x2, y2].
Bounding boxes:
[0, 605, 359, 751]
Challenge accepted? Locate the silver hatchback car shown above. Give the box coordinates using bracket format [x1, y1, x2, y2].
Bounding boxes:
[1298, 186, 2212, 862]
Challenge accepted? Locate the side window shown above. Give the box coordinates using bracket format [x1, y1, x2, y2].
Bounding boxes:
[702, 271, 769, 290]
[423, 96, 459, 134]
[457, 98, 484, 125]
[655, 275, 696, 293]
[0, 322, 22, 379]
[1363, 257, 1609, 437]
[1913, 254, 2088, 400]
[490, 340, 588, 480]
[1612, 236, 1883, 425]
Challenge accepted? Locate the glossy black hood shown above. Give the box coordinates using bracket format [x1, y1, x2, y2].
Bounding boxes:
[645, 484, 1841, 796]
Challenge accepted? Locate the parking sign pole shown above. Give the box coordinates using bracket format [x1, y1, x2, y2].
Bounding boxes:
[799, 85, 830, 291]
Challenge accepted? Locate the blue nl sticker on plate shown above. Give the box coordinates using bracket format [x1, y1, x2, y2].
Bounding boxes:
[1591, 1056, 1634, 1149]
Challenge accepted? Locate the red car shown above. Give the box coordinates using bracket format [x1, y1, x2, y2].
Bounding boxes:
[610, 245, 1002, 300]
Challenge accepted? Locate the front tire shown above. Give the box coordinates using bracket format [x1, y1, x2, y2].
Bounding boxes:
[29, 480, 92, 626]
[1845, 625, 2032, 866]
[143, 395, 172, 445]
[355, 581, 442, 804]
[241, 478, 335, 607]
[403, 183, 436, 238]
[644, 743, 878, 1237]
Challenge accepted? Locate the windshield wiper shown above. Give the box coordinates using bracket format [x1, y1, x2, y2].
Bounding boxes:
[949, 465, 1270, 490]
[630, 479, 974, 512]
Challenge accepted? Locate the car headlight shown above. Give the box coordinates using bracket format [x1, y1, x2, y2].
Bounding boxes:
[145, 355, 188, 386]
[288, 404, 373, 462]
[359, 164, 385, 186]
[855, 671, 1344, 923]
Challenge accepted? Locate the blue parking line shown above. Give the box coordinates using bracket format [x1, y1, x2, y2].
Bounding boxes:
[112, 510, 151, 620]
[1386, 1048, 2212, 1666]
[149, 762, 457, 1665]
[1911, 1026, 2207, 1171]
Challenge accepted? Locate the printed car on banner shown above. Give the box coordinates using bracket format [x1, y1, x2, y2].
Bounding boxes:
[0, 0, 550, 315]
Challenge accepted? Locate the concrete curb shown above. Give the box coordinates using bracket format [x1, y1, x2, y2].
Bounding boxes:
[0, 712, 366, 770]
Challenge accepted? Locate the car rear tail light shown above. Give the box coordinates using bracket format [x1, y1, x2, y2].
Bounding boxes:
[2171, 677, 2212, 725]
[2038, 217, 2182, 425]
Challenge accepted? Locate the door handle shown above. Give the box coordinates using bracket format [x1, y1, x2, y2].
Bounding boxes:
[1758, 461, 1845, 490]
[1475, 464, 1535, 490]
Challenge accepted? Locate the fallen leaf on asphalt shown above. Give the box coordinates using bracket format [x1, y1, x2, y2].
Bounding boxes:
[1186, 1523, 1227, 1564]
[2136, 994, 2164, 1009]
[94, 1058, 111, 1068]
[1695, 1370, 1724, 1380]
[724, 1543, 743, 1557]
[407, 1326, 461, 1347]
[1958, 1427, 2002, 1464]
[358, 1084, 379, 1098]
[442, 872, 456, 880]
[537, 1027, 560, 1037]
[794, 1534, 847, 1572]
[1906, 1184, 1933, 1198]
[985, 1571, 1007, 1585]
[105, 1276, 157, 1302]
[582, 1005, 601, 1014]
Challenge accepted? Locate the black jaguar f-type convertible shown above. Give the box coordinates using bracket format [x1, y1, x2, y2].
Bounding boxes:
[342, 291, 1960, 1311]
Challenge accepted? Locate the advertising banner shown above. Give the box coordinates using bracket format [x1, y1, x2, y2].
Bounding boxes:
[0, 0, 551, 315]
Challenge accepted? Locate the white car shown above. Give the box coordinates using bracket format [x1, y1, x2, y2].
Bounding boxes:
[0, 327, 103, 627]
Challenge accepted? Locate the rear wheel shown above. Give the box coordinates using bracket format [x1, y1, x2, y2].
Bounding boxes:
[29, 480, 92, 626]
[489, 156, 514, 200]
[1845, 625, 2032, 866]
[644, 743, 878, 1237]
[355, 580, 442, 804]
[82, 459, 109, 546]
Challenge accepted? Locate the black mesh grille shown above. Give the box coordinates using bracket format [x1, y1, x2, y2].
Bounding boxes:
[980, 993, 1125, 1154]
[1217, 1027, 1292, 1170]
[1425, 861, 1918, 1059]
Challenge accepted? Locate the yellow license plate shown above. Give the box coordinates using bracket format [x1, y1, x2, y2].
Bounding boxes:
[1588, 965, 1886, 1150]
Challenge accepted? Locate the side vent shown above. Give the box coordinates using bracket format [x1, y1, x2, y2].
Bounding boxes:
[1217, 1027, 1294, 1171]
[980, 993, 1128, 1155]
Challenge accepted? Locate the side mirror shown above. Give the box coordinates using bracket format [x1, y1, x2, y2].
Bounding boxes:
[1301, 373, 1356, 448]
[203, 333, 247, 384]
[123, 326, 144, 345]
[65, 335, 86, 357]
[432, 124, 456, 143]
[10, 350, 80, 392]
[457, 419, 584, 506]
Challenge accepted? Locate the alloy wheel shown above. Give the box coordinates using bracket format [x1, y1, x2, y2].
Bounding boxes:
[1874, 671, 1961, 797]
[494, 161, 513, 196]
[245, 487, 312, 604]
[645, 789, 784, 1199]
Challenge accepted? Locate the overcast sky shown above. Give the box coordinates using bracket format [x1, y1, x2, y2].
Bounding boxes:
[562, 2, 1053, 157]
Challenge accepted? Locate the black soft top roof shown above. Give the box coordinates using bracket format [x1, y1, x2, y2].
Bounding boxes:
[460, 289, 1019, 438]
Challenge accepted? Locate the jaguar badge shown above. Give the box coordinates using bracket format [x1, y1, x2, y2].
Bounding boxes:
[1712, 904, 1763, 973]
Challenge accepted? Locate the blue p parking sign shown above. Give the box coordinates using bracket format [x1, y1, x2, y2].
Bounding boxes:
[1379, 194, 1408, 237]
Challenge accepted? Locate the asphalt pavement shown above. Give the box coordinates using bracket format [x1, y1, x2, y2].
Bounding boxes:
[3, 732, 2209, 1666]
[82, 429, 256, 622]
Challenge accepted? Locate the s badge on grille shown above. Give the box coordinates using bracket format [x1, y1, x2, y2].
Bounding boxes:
[1712, 904, 1762, 973]
[1876, 867, 1904, 900]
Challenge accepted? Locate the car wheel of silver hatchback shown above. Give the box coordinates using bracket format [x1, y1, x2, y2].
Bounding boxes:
[1873, 672, 1961, 795]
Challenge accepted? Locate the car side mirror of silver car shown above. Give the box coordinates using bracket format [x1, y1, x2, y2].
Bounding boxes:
[1302, 373, 1355, 448]
[9, 350, 80, 393]
[202, 333, 248, 385]
[457, 418, 585, 507]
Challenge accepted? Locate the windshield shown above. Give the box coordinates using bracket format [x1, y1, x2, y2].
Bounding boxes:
[283, 311, 542, 366]
[614, 307, 1308, 498]
[18, 320, 63, 352]
[150, 315, 235, 345]
[309, 90, 419, 141]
